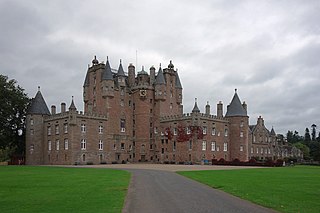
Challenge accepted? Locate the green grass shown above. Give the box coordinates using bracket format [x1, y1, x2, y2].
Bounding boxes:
[178, 166, 320, 213]
[0, 166, 130, 213]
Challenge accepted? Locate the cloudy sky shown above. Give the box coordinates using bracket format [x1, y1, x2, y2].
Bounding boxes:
[1, 0, 320, 135]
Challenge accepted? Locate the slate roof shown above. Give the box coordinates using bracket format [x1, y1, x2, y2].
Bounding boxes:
[175, 71, 182, 89]
[28, 89, 50, 115]
[225, 90, 247, 117]
[101, 59, 113, 80]
[69, 97, 77, 111]
[270, 127, 276, 135]
[192, 99, 200, 113]
[155, 67, 166, 84]
[117, 60, 125, 76]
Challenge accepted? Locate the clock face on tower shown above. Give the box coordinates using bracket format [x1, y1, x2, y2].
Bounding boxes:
[139, 89, 147, 97]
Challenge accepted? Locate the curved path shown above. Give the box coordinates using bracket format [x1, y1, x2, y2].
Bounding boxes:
[122, 168, 276, 213]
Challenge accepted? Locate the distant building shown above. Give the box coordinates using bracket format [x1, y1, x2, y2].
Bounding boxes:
[25, 56, 302, 165]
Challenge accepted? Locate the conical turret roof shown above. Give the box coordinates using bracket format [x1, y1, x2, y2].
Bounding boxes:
[69, 96, 77, 111]
[225, 89, 247, 117]
[117, 60, 125, 76]
[28, 87, 50, 115]
[175, 71, 182, 89]
[192, 98, 200, 113]
[155, 66, 165, 84]
[101, 57, 113, 80]
[271, 127, 276, 135]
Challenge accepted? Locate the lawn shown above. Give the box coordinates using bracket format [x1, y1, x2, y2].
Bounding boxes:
[0, 166, 130, 213]
[178, 166, 320, 213]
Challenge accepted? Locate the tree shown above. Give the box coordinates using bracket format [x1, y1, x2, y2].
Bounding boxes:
[311, 124, 317, 141]
[304, 128, 311, 143]
[293, 142, 310, 160]
[0, 75, 30, 161]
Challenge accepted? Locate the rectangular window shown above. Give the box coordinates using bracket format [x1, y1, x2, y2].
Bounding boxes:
[268, 148, 271, 154]
[121, 143, 125, 150]
[64, 124, 68, 134]
[99, 125, 103, 134]
[99, 140, 103, 151]
[251, 146, 253, 154]
[240, 145, 243, 152]
[223, 143, 228, 151]
[56, 140, 59, 151]
[211, 142, 216, 151]
[216, 145, 220, 151]
[256, 147, 259, 154]
[64, 139, 68, 150]
[240, 121, 244, 127]
[212, 127, 216, 136]
[55, 125, 59, 135]
[120, 119, 125, 132]
[203, 126, 207, 135]
[189, 140, 192, 150]
[186, 127, 191, 135]
[261, 147, 264, 154]
[120, 99, 124, 107]
[30, 119, 34, 126]
[30, 129, 34, 135]
[202, 141, 206, 151]
[224, 129, 228, 137]
[81, 139, 86, 150]
[47, 126, 51, 135]
[154, 127, 158, 134]
[240, 131, 243, 138]
[173, 141, 176, 151]
[81, 124, 86, 133]
[173, 128, 177, 135]
[48, 140, 51, 151]
[113, 144, 116, 150]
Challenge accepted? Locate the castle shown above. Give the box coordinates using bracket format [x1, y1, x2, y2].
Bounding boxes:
[26, 56, 302, 165]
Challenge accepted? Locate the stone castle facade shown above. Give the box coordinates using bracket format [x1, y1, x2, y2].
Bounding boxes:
[26, 56, 302, 165]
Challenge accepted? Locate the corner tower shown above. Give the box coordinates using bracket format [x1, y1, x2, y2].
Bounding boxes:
[225, 89, 249, 161]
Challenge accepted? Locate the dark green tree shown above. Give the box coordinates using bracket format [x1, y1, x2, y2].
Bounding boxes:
[0, 75, 30, 161]
[293, 142, 310, 160]
[311, 124, 317, 141]
[305, 128, 311, 143]
[309, 142, 320, 161]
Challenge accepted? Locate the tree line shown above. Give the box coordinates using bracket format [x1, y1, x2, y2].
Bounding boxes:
[286, 124, 320, 161]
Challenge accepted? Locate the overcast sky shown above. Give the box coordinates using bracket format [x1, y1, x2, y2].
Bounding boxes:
[1, 0, 320, 135]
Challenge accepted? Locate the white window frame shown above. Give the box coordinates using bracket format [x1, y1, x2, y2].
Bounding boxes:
[64, 124, 68, 133]
[55, 125, 59, 135]
[211, 142, 216, 151]
[81, 139, 86, 150]
[240, 145, 243, 152]
[64, 139, 68, 150]
[224, 129, 228, 137]
[202, 141, 206, 151]
[99, 125, 103, 134]
[203, 126, 207, 135]
[99, 140, 103, 151]
[212, 127, 216, 136]
[81, 124, 86, 133]
[56, 140, 59, 151]
[47, 126, 51, 136]
[223, 143, 228, 151]
[48, 140, 51, 151]
[173, 128, 177, 135]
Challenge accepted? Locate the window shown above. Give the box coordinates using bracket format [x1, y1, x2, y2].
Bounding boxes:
[55, 125, 59, 135]
[48, 141, 52, 151]
[268, 148, 271, 154]
[121, 143, 125, 150]
[173, 141, 176, 151]
[189, 140, 192, 150]
[47, 126, 51, 135]
[113, 144, 116, 150]
[202, 141, 206, 151]
[120, 99, 124, 107]
[30, 129, 34, 135]
[240, 131, 244, 138]
[224, 129, 228, 137]
[240, 121, 244, 127]
[30, 119, 34, 126]
[120, 119, 125, 132]
[212, 127, 216, 135]
[223, 143, 228, 151]
[211, 142, 216, 151]
[251, 146, 253, 154]
[240, 145, 243, 152]
[56, 140, 59, 151]
[121, 88, 124, 96]
[64, 124, 68, 133]
[216, 145, 220, 151]
[253, 136, 256, 143]
[30, 144, 34, 151]
[203, 126, 207, 135]
[186, 127, 191, 135]
[256, 147, 259, 154]
[99, 125, 103, 134]
[81, 124, 86, 133]
[81, 139, 86, 150]
[154, 127, 158, 134]
[261, 147, 264, 154]
[173, 128, 177, 135]
[64, 139, 68, 150]
[99, 140, 103, 150]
